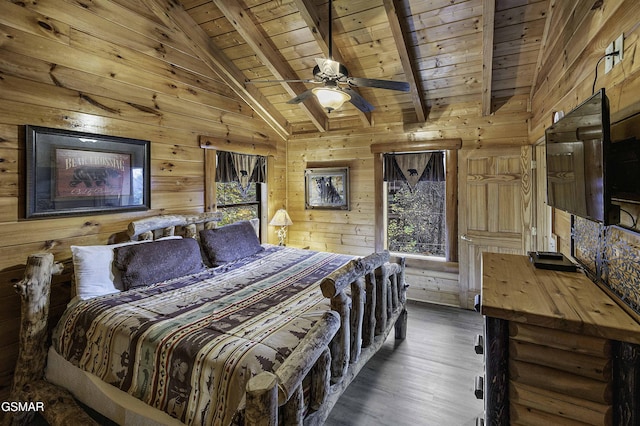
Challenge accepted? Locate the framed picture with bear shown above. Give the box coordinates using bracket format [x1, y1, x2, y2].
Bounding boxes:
[304, 167, 350, 210]
[25, 125, 150, 218]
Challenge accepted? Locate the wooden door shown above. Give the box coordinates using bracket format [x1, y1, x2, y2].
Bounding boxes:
[458, 146, 532, 309]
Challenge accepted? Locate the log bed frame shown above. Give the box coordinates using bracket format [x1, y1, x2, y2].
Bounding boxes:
[6, 213, 408, 426]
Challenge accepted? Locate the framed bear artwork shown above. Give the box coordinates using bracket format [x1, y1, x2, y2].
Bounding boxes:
[25, 125, 150, 218]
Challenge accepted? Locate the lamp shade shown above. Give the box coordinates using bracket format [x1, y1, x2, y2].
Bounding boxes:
[269, 209, 293, 227]
[312, 87, 351, 112]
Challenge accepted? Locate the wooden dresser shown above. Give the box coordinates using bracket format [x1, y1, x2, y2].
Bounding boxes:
[479, 253, 640, 426]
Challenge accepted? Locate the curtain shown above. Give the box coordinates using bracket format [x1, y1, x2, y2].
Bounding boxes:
[216, 151, 266, 195]
[383, 152, 445, 190]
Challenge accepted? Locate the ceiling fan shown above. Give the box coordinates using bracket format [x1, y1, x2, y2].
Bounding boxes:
[247, 0, 410, 113]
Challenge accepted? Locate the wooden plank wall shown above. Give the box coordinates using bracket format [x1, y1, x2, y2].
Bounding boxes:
[1, 0, 636, 409]
[530, 0, 640, 250]
[286, 100, 531, 307]
[0, 0, 285, 401]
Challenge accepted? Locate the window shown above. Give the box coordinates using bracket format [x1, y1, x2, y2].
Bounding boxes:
[214, 151, 267, 231]
[372, 140, 459, 262]
[216, 181, 262, 226]
[384, 152, 446, 258]
[387, 170, 446, 257]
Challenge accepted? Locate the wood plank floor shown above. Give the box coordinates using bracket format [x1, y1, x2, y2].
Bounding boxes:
[325, 301, 485, 426]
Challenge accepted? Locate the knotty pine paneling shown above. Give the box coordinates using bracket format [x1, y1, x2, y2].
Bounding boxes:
[0, 0, 284, 400]
[530, 0, 640, 140]
[531, 0, 640, 265]
[287, 102, 530, 310]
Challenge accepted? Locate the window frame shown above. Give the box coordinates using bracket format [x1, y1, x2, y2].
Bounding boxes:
[372, 139, 460, 262]
[215, 180, 265, 228]
[384, 154, 447, 259]
[203, 144, 275, 243]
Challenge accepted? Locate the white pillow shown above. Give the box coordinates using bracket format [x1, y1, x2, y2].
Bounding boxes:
[71, 237, 182, 300]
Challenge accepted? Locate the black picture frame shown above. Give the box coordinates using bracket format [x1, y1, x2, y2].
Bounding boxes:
[304, 167, 350, 210]
[25, 125, 150, 218]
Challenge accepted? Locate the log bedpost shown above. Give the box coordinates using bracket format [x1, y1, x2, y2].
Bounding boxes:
[246, 311, 339, 424]
[245, 372, 278, 426]
[8, 253, 98, 426]
[11, 254, 60, 396]
[274, 311, 340, 403]
[282, 385, 304, 425]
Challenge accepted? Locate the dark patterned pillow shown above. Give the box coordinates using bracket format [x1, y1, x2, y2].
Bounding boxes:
[114, 238, 205, 289]
[200, 220, 263, 266]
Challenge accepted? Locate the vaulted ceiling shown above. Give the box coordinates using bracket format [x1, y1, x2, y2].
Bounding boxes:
[151, 0, 550, 138]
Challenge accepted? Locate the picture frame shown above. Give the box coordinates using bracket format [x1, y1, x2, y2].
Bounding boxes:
[304, 167, 350, 210]
[25, 125, 150, 218]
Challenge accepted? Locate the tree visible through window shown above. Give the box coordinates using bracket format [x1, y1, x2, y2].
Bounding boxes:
[216, 181, 260, 226]
[385, 151, 446, 258]
[215, 151, 265, 227]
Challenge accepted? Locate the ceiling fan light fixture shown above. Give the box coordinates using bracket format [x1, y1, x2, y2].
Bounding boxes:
[312, 87, 351, 112]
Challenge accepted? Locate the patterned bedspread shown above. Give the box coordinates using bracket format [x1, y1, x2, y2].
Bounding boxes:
[52, 246, 352, 426]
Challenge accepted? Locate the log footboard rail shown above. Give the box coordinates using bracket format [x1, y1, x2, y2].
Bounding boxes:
[245, 250, 408, 426]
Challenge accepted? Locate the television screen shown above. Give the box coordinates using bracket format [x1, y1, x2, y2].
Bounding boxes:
[545, 89, 619, 225]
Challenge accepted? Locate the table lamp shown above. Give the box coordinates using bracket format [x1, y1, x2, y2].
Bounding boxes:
[269, 209, 293, 246]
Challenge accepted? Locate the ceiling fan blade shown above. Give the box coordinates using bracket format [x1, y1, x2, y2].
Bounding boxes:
[348, 77, 410, 92]
[286, 89, 315, 104]
[343, 87, 375, 113]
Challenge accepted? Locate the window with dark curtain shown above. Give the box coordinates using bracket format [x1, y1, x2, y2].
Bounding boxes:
[384, 152, 446, 257]
[215, 151, 266, 226]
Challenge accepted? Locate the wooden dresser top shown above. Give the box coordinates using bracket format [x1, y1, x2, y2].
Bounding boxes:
[481, 252, 640, 344]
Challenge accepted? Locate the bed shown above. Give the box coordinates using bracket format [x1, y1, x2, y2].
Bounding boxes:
[8, 213, 407, 426]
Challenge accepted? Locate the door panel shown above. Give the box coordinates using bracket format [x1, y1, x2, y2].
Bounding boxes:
[459, 146, 532, 308]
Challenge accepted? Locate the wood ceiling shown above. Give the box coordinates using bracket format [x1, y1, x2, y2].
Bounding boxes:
[153, 0, 550, 138]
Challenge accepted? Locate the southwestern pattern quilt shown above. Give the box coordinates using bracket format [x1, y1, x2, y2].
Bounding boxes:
[53, 246, 352, 426]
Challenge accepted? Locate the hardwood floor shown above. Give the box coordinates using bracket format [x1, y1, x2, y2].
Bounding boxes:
[325, 301, 484, 426]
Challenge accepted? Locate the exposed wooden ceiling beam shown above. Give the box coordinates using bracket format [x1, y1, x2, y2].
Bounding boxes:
[482, 0, 495, 116]
[214, 0, 328, 133]
[383, 0, 428, 122]
[293, 0, 373, 127]
[142, 0, 290, 141]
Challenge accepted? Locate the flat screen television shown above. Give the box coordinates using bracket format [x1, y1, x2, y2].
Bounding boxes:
[545, 88, 620, 225]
